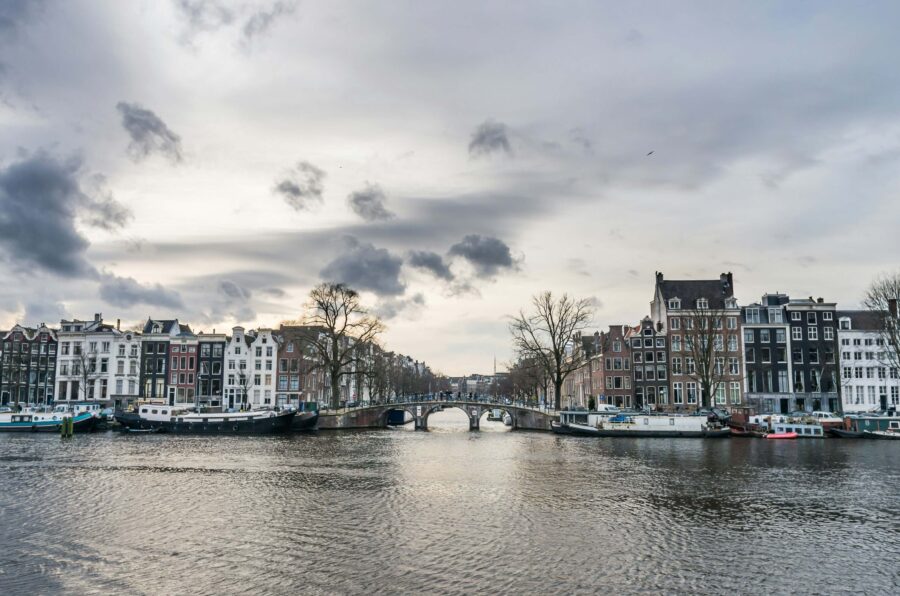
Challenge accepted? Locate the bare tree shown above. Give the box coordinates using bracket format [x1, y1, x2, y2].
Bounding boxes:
[864, 272, 900, 372]
[236, 370, 254, 409]
[508, 291, 594, 411]
[72, 348, 104, 402]
[303, 283, 385, 408]
[681, 308, 742, 409]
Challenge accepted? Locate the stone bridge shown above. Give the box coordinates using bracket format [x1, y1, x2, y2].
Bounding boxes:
[318, 401, 557, 431]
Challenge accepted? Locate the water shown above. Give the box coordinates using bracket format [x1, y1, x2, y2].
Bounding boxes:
[1, 409, 898, 595]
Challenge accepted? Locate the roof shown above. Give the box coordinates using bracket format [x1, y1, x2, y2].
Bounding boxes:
[143, 319, 178, 334]
[658, 279, 733, 309]
[837, 310, 885, 331]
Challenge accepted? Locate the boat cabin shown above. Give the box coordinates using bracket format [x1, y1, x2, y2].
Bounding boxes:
[772, 423, 824, 437]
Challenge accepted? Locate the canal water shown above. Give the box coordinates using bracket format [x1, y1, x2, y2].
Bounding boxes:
[1, 409, 898, 595]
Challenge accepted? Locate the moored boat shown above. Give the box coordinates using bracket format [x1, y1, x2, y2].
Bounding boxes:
[828, 427, 864, 439]
[765, 432, 798, 440]
[0, 410, 96, 433]
[863, 420, 900, 439]
[552, 411, 730, 438]
[291, 409, 319, 431]
[115, 404, 295, 434]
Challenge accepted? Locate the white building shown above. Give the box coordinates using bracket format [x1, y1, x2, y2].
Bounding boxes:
[838, 311, 900, 413]
[55, 314, 142, 407]
[224, 326, 279, 409]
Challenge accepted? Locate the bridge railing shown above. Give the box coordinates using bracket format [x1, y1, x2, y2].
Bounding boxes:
[320, 397, 557, 415]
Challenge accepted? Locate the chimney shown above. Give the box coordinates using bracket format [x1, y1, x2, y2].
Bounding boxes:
[817, 297, 824, 304]
[889, 299, 898, 318]
[116, 319, 120, 331]
[656, 271, 663, 283]
[94, 313, 101, 323]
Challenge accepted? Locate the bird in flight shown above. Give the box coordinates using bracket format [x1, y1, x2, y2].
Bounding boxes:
[646, 151, 654, 156]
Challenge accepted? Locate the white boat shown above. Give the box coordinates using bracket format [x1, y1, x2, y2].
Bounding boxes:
[502, 413, 512, 426]
[553, 412, 729, 438]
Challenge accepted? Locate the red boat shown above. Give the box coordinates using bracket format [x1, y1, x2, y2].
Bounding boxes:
[765, 432, 798, 440]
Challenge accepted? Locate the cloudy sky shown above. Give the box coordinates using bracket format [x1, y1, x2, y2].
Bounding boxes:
[1, 1, 899, 375]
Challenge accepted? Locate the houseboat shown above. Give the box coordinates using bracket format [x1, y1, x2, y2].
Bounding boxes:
[115, 405, 296, 434]
[841, 411, 900, 435]
[749, 414, 826, 438]
[552, 411, 729, 438]
[864, 420, 900, 439]
[0, 409, 97, 433]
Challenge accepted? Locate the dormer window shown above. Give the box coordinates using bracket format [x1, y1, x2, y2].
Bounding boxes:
[725, 298, 737, 309]
[152, 324, 161, 333]
[839, 318, 851, 331]
[669, 298, 681, 310]
[696, 298, 709, 309]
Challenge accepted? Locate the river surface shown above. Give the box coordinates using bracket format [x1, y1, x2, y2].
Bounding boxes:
[0, 408, 898, 595]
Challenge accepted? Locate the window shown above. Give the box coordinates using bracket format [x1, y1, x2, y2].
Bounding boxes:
[656, 338, 665, 348]
[728, 357, 739, 375]
[760, 329, 770, 343]
[745, 348, 755, 364]
[776, 329, 786, 344]
[672, 357, 682, 374]
[823, 312, 833, 321]
[792, 327, 802, 341]
[687, 382, 698, 404]
[670, 317, 681, 330]
[761, 348, 771, 363]
[744, 330, 754, 343]
[769, 308, 783, 323]
[808, 327, 818, 341]
[746, 308, 760, 324]
[807, 312, 816, 324]
[673, 382, 683, 404]
[669, 298, 681, 310]
[686, 357, 696, 374]
[726, 335, 737, 352]
[672, 335, 681, 351]
[791, 312, 801, 321]
[823, 327, 834, 341]
[287, 342, 294, 353]
[696, 298, 708, 309]
[727, 317, 737, 330]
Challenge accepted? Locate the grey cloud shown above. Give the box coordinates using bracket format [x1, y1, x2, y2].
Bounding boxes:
[116, 101, 183, 163]
[348, 183, 394, 222]
[274, 161, 326, 211]
[373, 293, 425, 320]
[99, 274, 184, 309]
[448, 234, 518, 278]
[320, 237, 405, 296]
[261, 287, 286, 298]
[218, 279, 251, 300]
[0, 153, 129, 278]
[0, 0, 41, 37]
[408, 250, 454, 281]
[24, 300, 68, 325]
[243, 1, 295, 40]
[468, 119, 512, 157]
[175, 0, 234, 34]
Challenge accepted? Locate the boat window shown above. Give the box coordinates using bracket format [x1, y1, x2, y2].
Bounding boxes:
[151, 409, 158, 414]
[141, 408, 148, 414]
[643, 418, 649, 425]
[178, 418, 184, 422]
[670, 418, 675, 425]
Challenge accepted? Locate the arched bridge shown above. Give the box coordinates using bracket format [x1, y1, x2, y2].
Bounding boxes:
[318, 401, 557, 431]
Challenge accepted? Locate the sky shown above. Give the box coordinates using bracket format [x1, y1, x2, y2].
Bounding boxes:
[1, 1, 899, 376]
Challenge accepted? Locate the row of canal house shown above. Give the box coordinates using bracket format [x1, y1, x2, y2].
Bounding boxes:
[0, 315, 349, 409]
[564, 272, 899, 415]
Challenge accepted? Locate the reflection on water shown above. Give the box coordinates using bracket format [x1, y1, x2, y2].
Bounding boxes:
[0, 431, 898, 595]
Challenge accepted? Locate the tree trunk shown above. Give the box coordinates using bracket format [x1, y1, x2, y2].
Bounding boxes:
[554, 378, 562, 411]
[330, 369, 341, 409]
